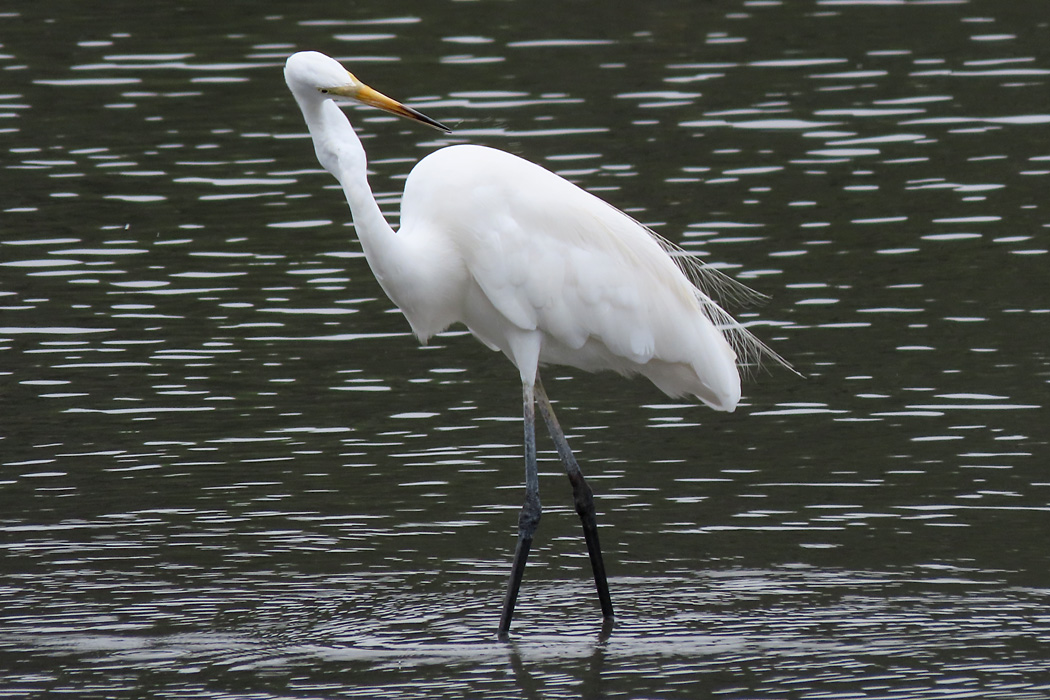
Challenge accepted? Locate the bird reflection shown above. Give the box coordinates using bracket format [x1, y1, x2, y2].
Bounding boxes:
[505, 618, 613, 700]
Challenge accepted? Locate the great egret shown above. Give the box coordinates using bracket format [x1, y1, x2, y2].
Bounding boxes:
[283, 50, 788, 637]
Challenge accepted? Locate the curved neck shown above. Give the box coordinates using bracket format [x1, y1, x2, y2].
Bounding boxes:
[304, 99, 403, 286]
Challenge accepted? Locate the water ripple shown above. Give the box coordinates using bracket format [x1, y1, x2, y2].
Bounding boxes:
[3, 1, 1050, 697]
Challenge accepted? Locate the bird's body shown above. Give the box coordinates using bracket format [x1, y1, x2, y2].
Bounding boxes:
[283, 50, 786, 637]
[397, 143, 741, 409]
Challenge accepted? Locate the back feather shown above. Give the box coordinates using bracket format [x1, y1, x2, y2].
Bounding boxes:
[603, 204, 799, 378]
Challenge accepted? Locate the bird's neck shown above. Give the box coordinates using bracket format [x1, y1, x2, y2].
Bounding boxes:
[311, 101, 404, 289]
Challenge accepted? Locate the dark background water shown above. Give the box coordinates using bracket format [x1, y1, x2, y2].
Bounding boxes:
[2, 1, 1049, 698]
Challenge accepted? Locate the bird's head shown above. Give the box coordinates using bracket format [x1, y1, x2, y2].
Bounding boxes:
[284, 51, 450, 133]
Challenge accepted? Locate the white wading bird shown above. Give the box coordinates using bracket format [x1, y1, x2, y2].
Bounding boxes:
[283, 50, 791, 638]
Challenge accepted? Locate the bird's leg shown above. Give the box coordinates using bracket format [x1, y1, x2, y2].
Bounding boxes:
[499, 380, 542, 639]
[534, 377, 614, 620]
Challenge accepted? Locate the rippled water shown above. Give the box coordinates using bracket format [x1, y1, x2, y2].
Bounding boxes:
[3, 1, 1050, 698]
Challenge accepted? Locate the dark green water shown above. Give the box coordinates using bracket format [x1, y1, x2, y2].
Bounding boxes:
[2, 1, 1049, 697]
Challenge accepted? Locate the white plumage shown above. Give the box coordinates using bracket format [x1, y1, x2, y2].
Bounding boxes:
[397, 143, 744, 410]
[283, 50, 788, 635]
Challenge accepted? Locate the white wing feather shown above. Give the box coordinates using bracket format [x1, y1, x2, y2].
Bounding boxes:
[397, 144, 788, 410]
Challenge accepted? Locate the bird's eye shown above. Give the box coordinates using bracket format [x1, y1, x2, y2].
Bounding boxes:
[319, 88, 329, 94]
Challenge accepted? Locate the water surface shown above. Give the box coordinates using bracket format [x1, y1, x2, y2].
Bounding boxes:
[2, 1, 1049, 697]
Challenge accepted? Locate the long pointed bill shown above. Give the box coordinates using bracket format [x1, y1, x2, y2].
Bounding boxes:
[330, 79, 451, 133]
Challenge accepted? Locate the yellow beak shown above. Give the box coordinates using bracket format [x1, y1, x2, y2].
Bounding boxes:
[329, 75, 450, 133]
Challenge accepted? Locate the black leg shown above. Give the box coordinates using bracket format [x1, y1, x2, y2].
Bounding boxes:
[499, 381, 542, 639]
[534, 377, 614, 620]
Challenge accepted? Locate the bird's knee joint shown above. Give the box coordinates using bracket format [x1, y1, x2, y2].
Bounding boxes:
[569, 476, 596, 517]
[574, 492, 596, 521]
[518, 494, 542, 534]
